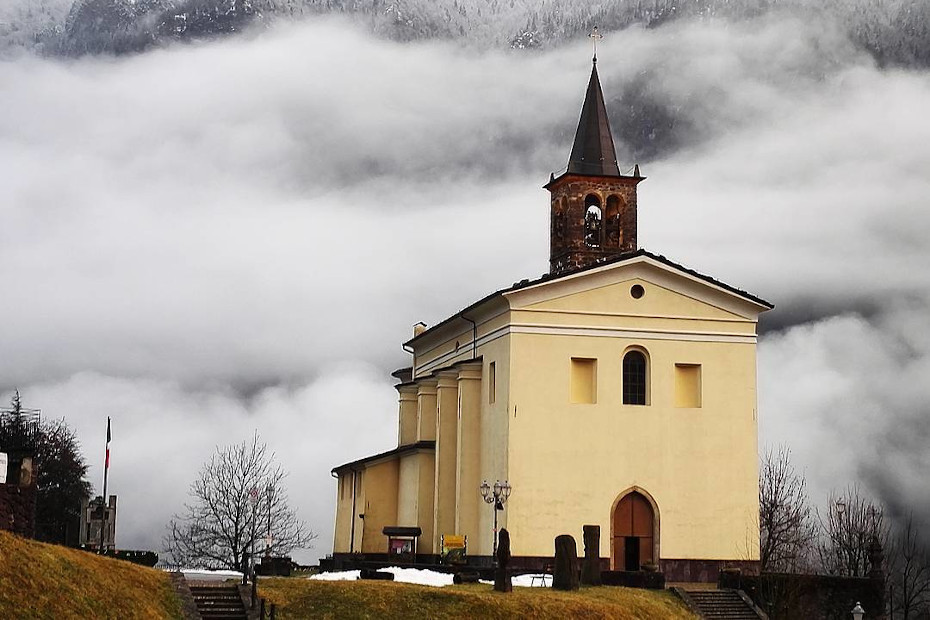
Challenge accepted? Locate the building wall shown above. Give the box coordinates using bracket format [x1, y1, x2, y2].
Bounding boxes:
[397, 386, 418, 446]
[397, 454, 419, 527]
[475, 336, 511, 557]
[333, 257, 766, 571]
[433, 372, 459, 552]
[403, 303, 512, 558]
[503, 271, 761, 564]
[332, 471, 354, 553]
[415, 452, 435, 553]
[453, 363, 482, 552]
[359, 460, 399, 554]
[548, 174, 640, 275]
[411, 335, 512, 558]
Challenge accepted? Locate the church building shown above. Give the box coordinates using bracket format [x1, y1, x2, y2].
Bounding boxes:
[330, 56, 772, 582]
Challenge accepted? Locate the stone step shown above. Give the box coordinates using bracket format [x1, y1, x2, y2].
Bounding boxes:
[683, 588, 766, 620]
[189, 585, 248, 620]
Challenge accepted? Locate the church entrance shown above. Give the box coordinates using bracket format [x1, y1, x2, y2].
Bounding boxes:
[612, 491, 655, 571]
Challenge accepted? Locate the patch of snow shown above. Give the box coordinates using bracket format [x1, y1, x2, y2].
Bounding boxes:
[481, 574, 552, 587]
[309, 569, 361, 581]
[310, 567, 454, 586]
[310, 567, 552, 588]
[382, 566, 455, 587]
[513, 573, 552, 587]
[180, 568, 244, 581]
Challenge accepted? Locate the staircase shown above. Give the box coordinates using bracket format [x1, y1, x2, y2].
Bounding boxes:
[680, 588, 767, 620]
[189, 583, 249, 620]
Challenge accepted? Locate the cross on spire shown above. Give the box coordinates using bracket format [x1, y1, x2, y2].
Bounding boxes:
[589, 26, 603, 62]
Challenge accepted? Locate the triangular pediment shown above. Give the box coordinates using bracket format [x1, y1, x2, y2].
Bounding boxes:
[504, 254, 769, 321]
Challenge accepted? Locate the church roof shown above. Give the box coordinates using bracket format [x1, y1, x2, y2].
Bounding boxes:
[566, 60, 621, 177]
[332, 440, 435, 474]
[405, 249, 773, 347]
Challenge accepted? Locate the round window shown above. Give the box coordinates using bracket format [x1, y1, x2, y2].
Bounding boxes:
[631, 284, 645, 299]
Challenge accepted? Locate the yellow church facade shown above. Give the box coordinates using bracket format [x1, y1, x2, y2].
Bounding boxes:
[331, 58, 771, 582]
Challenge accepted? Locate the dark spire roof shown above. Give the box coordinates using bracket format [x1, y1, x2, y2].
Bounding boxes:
[566, 60, 621, 177]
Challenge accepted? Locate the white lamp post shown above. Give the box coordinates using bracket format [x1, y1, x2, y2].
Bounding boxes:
[480, 479, 512, 562]
[851, 602, 864, 620]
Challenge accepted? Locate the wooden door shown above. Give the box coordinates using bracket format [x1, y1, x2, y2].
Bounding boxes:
[612, 492, 655, 570]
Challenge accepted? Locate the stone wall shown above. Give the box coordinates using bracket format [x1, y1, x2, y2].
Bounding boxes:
[661, 558, 760, 584]
[720, 571, 886, 620]
[0, 482, 37, 538]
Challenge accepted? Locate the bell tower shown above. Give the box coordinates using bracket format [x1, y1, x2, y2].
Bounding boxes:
[546, 56, 644, 276]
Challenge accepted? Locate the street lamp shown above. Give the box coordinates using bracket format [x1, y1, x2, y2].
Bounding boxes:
[265, 484, 275, 559]
[867, 505, 877, 534]
[851, 602, 865, 620]
[836, 498, 849, 575]
[248, 487, 260, 581]
[480, 479, 512, 561]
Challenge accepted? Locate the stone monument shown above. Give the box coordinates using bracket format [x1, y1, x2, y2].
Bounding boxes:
[581, 525, 602, 586]
[553, 534, 579, 591]
[494, 528, 513, 593]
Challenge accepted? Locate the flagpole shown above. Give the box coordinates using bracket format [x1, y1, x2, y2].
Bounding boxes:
[100, 416, 110, 554]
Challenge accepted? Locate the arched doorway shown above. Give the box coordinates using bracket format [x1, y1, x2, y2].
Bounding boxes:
[611, 490, 657, 571]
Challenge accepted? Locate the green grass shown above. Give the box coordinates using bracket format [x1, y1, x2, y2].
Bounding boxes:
[258, 577, 698, 619]
[0, 530, 182, 619]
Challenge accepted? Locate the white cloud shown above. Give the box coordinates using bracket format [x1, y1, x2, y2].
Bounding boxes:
[10, 363, 397, 563]
[759, 298, 930, 530]
[2, 14, 930, 559]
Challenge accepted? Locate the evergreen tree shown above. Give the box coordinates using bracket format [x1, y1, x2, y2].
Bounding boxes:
[34, 418, 94, 545]
[0, 391, 93, 545]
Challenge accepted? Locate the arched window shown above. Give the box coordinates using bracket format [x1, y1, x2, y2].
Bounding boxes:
[552, 198, 567, 242]
[606, 195, 622, 245]
[584, 194, 602, 247]
[622, 349, 648, 405]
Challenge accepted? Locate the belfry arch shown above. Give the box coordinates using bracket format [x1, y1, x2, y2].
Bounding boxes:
[610, 487, 660, 571]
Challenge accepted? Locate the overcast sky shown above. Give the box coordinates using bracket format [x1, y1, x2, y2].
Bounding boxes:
[2, 11, 929, 563]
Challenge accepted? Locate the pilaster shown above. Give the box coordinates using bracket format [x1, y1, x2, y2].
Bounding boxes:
[433, 371, 459, 551]
[416, 379, 438, 442]
[454, 362, 483, 551]
[397, 385, 419, 446]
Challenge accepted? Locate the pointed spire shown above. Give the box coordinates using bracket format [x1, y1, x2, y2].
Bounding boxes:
[566, 61, 621, 177]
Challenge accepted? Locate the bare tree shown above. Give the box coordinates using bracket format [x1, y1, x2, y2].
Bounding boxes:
[817, 486, 885, 577]
[887, 513, 930, 619]
[759, 446, 816, 573]
[165, 432, 315, 570]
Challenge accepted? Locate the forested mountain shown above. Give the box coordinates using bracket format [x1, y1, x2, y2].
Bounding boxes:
[1, 0, 928, 68]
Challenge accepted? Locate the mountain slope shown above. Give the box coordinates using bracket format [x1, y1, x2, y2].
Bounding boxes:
[1, 0, 928, 70]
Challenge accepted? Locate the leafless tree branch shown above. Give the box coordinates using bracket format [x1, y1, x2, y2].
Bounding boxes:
[164, 431, 316, 570]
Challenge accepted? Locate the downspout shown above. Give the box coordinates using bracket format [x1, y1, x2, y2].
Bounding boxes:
[402, 344, 415, 382]
[330, 470, 339, 555]
[349, 470, 358, 553]
[461, 315, 477, 360]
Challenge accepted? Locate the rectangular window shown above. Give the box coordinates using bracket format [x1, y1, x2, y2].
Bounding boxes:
[489, 362, 496, 404]
[570, 358, 597, 404]
[675, 364, 702, 408]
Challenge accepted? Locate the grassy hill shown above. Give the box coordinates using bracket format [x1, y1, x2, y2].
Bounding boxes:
[259, 578, 697, 620]
[0, 530, 182, 620]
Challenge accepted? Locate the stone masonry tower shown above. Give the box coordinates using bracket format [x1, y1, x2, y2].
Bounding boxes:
[545, 58, 644, 275]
